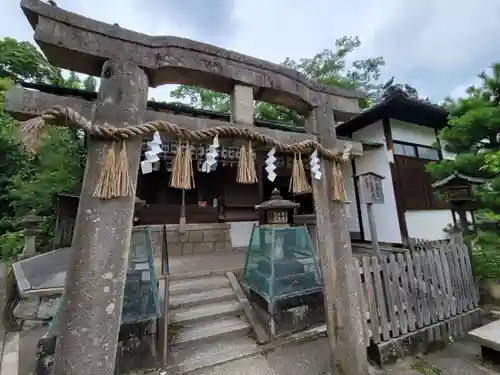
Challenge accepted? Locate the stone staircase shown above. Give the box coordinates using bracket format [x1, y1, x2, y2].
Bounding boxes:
[167, 274, 259, 373]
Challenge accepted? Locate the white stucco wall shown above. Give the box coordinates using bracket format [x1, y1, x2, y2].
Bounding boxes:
[230, 221, 257, 248]
[405, 210, 453, 240]
[352, 121, 402, 244]
[391, 119, 437, 146]
[342, 161, 360, 233]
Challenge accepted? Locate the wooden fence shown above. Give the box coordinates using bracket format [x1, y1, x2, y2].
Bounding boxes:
[356, 242, 479, 346]
[408, 233, 464, 252]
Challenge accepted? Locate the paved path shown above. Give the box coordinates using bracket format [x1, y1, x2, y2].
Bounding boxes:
[185, 337, 500, 375]
[1, 332, 19, 375]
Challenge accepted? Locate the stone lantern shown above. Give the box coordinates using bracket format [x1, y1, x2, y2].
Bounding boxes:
[19, 210, 42, 260]
[255, 188, 299, 227]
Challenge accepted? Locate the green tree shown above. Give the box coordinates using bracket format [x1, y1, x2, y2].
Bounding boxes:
[169, 36, 385, 124]
[83, 75, 97, 91]
[0, 37, 63, 84]
[0, 38, 86, 258]
[427, 63, 500, 279]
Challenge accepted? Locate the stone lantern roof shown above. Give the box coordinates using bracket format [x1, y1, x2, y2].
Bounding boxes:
[255, 188, 300, 212]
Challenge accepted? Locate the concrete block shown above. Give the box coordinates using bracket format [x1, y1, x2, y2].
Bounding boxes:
[203, 230, 228, 243]
[168, 243, 182, 256]
[179, 232, 189, 243]
[13, 297, 40, 320]
[194, 242, 215, 254]
[215, 241, 231, 252]
[189, 231, 204, 243]
[166, 231, 180, 244]
[182, 243, 194, 255]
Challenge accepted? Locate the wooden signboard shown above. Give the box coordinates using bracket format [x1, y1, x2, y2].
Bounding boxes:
[358, 172, 385, 204]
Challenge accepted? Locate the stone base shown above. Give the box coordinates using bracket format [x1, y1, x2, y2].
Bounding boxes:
[34, 321, 157, 375]
[146, 223, 232, 256]
[13, 296, 61, 322]
[368, 309, 482, 366]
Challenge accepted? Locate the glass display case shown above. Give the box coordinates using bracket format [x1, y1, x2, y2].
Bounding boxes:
[242, 225, 322, 302]
[242, 188, 323, 337]
[48, 227, 160, 336]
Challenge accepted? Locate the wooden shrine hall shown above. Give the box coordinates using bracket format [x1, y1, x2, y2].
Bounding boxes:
[8, 81, 368, 228]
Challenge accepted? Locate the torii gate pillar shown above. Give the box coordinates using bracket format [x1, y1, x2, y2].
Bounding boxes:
[54, 61, 148, 375]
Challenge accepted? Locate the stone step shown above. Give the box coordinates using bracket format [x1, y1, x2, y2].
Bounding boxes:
[170, 336, 259, 374]
[169, 276, 230, 296]
[169, 288, 236, 309]
[170, 300, 243, 326]
[171, 316, 251, 347]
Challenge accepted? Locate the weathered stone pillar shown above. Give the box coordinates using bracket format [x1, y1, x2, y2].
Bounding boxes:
[305, 97, 367, 375]
[53, 60, 148, 375]
[18, 210, 42, 260]
[231, 84, 254, 124]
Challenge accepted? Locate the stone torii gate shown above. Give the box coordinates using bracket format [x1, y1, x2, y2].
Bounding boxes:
[6, 1, 367, 374]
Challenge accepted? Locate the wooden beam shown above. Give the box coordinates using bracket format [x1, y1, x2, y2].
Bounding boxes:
[4, 86, 363, 156]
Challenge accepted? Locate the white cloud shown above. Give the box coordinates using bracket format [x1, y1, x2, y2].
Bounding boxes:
[1, 0, 500, 103]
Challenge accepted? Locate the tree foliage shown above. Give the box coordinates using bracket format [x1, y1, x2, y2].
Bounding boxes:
[0, 38, 88, 258]
[169, 36, 385, 125]
[427, 63, 500, 279]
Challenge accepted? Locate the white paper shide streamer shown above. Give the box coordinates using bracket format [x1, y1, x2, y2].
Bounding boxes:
[141, 131, 162, 174]
[202, 135, 219, 173]
[309, 149, 322, 180]
[265, 147, 277, 182]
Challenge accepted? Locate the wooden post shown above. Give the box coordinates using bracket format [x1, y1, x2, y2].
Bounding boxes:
[306, 97, 368, 375]
[366, 203, 381, 258]
[53, 60, 148, 375]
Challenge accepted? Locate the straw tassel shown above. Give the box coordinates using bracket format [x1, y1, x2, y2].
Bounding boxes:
[19, 117, 47, 152]
[170, 141, 195, 190]
[332, 160, 347, 202]
[115, 141, 133, 197]
[237, 141, 258, 184]
[289, 153, 311, 194]
[93, 141, 129, 199]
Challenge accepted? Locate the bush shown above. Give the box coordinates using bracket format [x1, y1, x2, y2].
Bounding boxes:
[472, 231, 500, 280]
[0, 231, 23, 260]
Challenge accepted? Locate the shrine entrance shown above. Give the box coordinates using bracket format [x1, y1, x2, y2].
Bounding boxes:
[4, 1, 369, 374]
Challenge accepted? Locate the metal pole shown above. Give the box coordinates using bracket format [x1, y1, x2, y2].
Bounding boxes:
[161, 224, 169, 370]
[161, 277, 169, 368]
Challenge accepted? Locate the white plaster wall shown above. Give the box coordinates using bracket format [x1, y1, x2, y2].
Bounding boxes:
[352, 121, 402, 244]
[405, 210, 453, 240]
[342, 161, 360, 232]
[391, 119, 437, 146]
[230, 221, 257, 248]
[391, 119, 456, 160]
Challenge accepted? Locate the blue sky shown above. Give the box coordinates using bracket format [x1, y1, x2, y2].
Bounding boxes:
[2, 0, 500, 103]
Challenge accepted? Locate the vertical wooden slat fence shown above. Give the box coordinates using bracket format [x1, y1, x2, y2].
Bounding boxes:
[356, 242, 479, 346]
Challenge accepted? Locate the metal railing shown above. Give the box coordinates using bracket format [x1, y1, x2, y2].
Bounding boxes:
[160, 224, 170, 369]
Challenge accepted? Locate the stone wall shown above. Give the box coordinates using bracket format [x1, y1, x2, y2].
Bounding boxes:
[147, 223, 232, 256]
